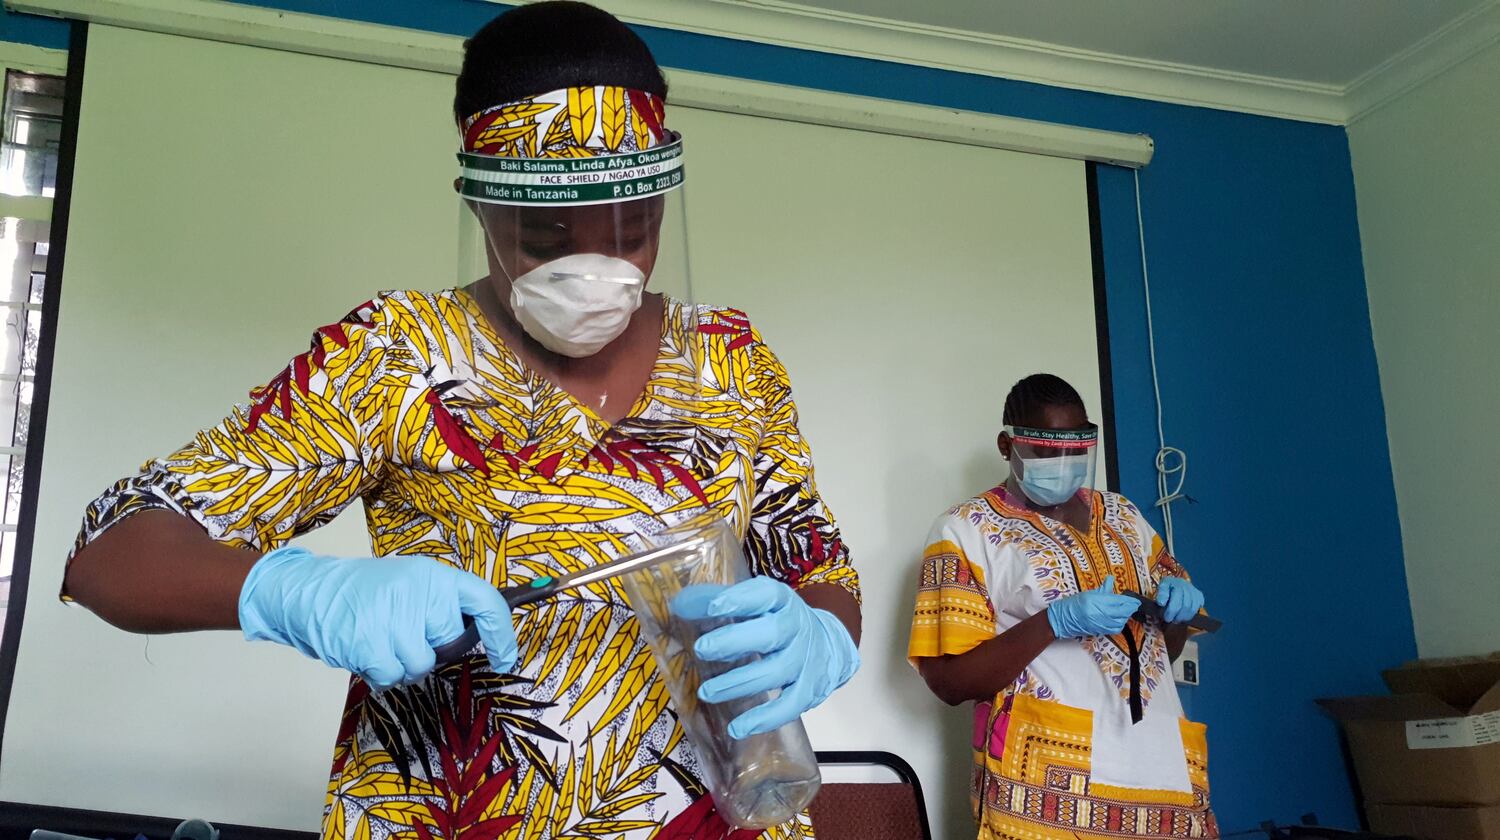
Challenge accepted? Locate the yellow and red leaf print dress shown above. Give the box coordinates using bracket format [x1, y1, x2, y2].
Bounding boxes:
[70, 289, 859, 840]
[908, 487, 1214, 840]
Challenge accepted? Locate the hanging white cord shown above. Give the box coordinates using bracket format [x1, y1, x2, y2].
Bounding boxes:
[1134, 169, 1187, 554]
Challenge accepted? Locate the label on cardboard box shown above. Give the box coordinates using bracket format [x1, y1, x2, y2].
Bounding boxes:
[1406, 710, 1500, 749]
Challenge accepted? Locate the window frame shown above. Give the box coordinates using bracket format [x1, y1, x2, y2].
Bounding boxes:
[0, 27, 79, 754]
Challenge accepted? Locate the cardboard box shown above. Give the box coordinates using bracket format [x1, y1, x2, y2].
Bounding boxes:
[1320, 653, 1500, 807]
[1365, 802, 1500, 840]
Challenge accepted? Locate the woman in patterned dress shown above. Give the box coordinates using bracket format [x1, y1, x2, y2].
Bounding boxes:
[908, 374, 1216, 839]
[61, 4, 861, 839]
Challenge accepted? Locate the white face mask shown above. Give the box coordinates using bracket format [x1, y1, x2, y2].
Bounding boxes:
[1016, 453, 1091, 507]
[508, 253, 646, 358]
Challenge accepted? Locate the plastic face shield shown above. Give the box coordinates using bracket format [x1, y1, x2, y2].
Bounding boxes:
[457, 138, 691, 302]
[456, 132, 695, 379]
[455, 126, 710, 531]
[1006, 423, 1099, 507]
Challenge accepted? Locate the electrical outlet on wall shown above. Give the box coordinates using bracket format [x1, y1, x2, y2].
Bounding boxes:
[1173, 639, 1200, 686]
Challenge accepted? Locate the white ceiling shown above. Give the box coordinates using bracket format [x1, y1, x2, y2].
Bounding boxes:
[786, 0, 1487, 86]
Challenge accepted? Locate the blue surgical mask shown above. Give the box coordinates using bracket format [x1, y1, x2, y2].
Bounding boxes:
[1016, 454, 1090, 507]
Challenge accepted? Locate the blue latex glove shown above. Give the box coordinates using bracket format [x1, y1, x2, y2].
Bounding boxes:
[1046, 574, 1140, 639]
[680, 577, 859, 740]
[1155, 576, 1206, 625]
[239, 546, 518, 689]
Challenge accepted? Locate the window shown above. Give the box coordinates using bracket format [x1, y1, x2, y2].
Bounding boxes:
[0, 69, 64, 637]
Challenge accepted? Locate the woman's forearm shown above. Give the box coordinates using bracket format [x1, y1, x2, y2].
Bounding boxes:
[797, 582, 862, 645]
[916, 610, 1056, 705]
[64, 509, 261, 633]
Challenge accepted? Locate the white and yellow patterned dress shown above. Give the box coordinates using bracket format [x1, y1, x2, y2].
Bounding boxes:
[908, 486, 1215, 840]
[70, 289, 859, 840]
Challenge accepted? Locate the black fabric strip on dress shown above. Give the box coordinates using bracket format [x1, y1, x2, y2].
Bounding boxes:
[1124, 626, 1144, 724]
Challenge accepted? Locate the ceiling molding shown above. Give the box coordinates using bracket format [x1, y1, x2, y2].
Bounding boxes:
[14, 0, 1498, 129]
[4, 0, 1153, 165]
[503, 0, 1349, 124]
[1344, 0, 1500, 124]
[8, 0, 466, 72]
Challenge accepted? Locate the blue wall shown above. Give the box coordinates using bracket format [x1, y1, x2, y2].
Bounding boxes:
[0, 8, 67, 49]
[3, 0, 1415, 831]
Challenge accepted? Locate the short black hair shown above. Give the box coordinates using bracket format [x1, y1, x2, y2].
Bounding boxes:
[1003, 373, 1085, 427]
[454, 2, 668, 123]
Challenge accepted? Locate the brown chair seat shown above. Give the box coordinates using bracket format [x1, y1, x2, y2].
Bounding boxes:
[808, 752, 931, 840]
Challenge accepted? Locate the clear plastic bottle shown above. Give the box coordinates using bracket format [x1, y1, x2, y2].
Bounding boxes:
[619, 515, 822, 829]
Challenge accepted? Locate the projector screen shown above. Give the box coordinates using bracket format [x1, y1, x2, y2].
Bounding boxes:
[0, 25, 1104, 840]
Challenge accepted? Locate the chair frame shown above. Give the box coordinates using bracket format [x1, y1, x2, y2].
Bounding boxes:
[814, 750, 934, 840]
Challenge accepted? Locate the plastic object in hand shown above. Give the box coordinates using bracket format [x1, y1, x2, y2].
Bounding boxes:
[1155, 576, 1205, 625]
[238, 546, 518, 689]
[1046, 574, 1140, 639]
[684, 576, 860, 740]
[620, 515, 823, 829]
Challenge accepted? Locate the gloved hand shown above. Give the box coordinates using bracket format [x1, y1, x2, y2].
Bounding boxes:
[1046, 574, 1140, 639]
[239, 546, 518, 689]
[1155, 576, 1206, 625]
[677, 576, 859, 740]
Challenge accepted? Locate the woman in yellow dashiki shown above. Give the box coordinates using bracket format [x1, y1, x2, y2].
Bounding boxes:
[61, 4, 862, 839]
[908, 374, 1215, 839]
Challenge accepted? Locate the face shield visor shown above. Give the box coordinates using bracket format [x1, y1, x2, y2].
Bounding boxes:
[1006, 423, 1099, 508]
[454, 86, 711, 543]
[456, 86, 693, 361]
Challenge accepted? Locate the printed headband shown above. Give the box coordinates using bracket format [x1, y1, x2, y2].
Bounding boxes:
[458, 86, 685, 207]
[462, 86, 669, 157]
[1006, 424, 1099, 449]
